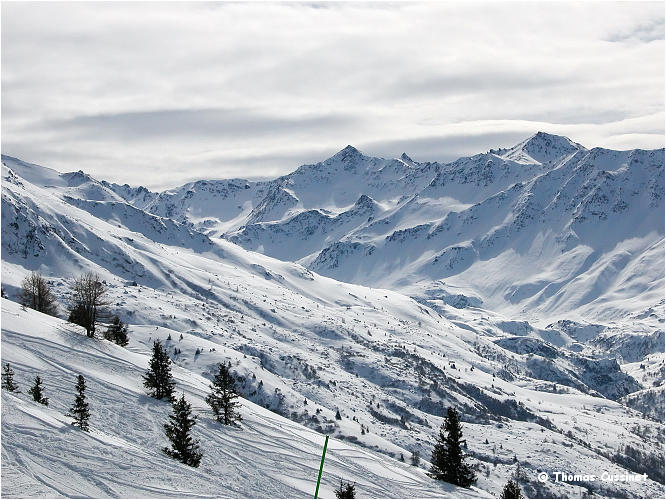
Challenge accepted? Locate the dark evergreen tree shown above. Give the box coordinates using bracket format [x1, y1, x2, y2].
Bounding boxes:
[143, 340, 175, 401]
[205, 363, 242, 425]
[163, 393, 202, 467]
[67, 375, 90, 431]
[411, 450, 421, 466]
[334, 480, 356, 499]
[429, 407, 476, 487]
[2, 363, 19, 392]
[335, 409, 342, 420]
[103, 316, 129, 346]
[500, 480, 523, 499]
[28, 375, 48, 406]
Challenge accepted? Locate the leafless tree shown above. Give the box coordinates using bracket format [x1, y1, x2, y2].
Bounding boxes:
[68, 272, 109, 337]
[20, 271, 58, 316]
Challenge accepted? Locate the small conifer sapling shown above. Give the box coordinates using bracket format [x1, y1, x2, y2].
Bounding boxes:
[67, 375, 91, 431]
[429, 407, 476, 487]
[163, 393, 202, 467]
[205, 363, 242, 425]
[28, 375, 49, 406]
[334, 480, 356, 499]
[500, 479, 523, 499]
[143, 340, 176, 400]
[104, 316, 129, 346]
[2, 363, 19, 392]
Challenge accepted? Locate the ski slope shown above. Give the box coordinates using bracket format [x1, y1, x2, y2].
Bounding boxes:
[1, 299, 485, 498]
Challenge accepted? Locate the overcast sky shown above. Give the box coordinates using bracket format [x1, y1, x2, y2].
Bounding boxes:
[2, 1, 664, 189]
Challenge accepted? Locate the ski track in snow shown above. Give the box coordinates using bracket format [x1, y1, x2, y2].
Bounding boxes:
[1, 301, 485, 499]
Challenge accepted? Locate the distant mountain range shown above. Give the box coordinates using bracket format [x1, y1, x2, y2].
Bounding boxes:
[10, 132, 659, 324]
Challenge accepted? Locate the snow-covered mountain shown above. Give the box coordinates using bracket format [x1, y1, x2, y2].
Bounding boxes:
[67, 133, 663, 325]
[227, 133, 664, 325]
[2, 133, 664, 499]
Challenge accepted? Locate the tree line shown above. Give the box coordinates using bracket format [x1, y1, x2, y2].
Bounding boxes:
[16, 271, 128, 345]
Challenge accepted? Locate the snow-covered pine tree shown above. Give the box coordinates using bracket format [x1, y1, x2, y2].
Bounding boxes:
[411, 450, 421, 466]
[334, 480, 356, 499]
[500, 479, 523, 499]
[205, 362, 242, 425]
[429, 407, 476, 487]
[163, 393, 202, 467]
[67, 374, 91, 431]
[2, 363, 19, 392]
[143, 340, 176, 401]
[27, 375, 48, 406]
[104, 316, 129, 346]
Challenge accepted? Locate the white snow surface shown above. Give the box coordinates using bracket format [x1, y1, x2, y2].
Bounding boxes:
[2, 300, 482, 499]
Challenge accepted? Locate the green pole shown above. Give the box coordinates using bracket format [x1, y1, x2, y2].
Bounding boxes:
[314, 435, 329, 499]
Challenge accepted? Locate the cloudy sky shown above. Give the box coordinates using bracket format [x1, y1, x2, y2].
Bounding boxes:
[2, 1, 664, 189]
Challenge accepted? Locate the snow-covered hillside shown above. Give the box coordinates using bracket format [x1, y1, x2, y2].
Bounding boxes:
[1, 135, 664, 499]
[2, 299, 480, 498]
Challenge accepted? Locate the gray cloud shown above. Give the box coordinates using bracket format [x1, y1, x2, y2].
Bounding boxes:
[1, 1, 663, 189]
[607, 17, 665, 43]
[40, 108, 358, 142]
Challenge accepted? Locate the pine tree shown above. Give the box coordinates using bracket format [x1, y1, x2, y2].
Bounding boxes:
[143, 340, 176, 401]
[411, 450, 421, 466]
[67, 375, 90, 431]
[429, 407, 476, 487]
[103, 316, 129, 346]
[334, 480, 356, 499]
[500, 479, 523, 499]
[163, 393, 202, 467]
[205, 363, 242, 425]
[28, 375, 48, 406]
[335, 409, 342, 420]
[2, 363, 20, 392]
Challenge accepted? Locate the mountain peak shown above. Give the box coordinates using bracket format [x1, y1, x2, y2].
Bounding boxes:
[329, 145, 364, 163]
[504, 132, 585, 164]
[524, 131, 582, 150]
[354, 194, 375, 207]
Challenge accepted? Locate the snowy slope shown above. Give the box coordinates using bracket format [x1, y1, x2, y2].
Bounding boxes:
[2, 154, 664, 498]
[2, 299, 483, 499]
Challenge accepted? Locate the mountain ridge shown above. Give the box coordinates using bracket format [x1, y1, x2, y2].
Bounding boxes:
[4, 134, 663, 325]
